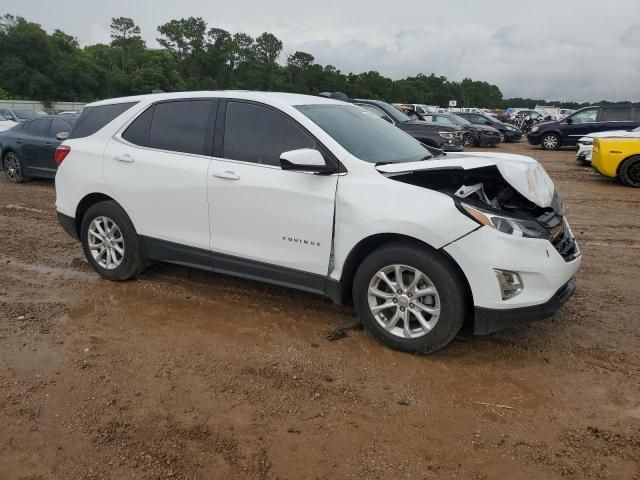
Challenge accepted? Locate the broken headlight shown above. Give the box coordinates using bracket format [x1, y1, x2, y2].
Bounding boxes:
[461, 203, 550, 239]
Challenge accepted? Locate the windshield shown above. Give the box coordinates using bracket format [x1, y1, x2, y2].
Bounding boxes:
[483, 114, 500, 123]
[356, 100, 411, 123]
[449, 114, 470, 125]
[296, 104, 431, 164]
[14, 109, 45, 120]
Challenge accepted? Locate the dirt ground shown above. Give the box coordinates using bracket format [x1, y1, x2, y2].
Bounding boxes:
[0, 142, 639, 480]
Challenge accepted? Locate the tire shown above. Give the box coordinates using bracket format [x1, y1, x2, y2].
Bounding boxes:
[80, 201, 146, 281]
[498, 131, 506, 143]
[541, 133, 561, 150]
[3, 151, 32, 183]
[352, 241, 467, 353]
[462, 132, 475, 148]
[619, 155, 640, 188]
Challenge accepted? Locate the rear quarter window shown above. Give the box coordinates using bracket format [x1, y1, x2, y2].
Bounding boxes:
[600, 107, 632, 122]
[69, 102, 137, 139]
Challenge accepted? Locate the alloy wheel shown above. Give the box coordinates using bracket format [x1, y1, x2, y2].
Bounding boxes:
[498, 131, 506, 143]
[367, 264, 441, 339]
[542, 135, 559, 149]
[4, 153, 21, 182]
[463, 133, 474, 148]
[88, 216, 125, 270]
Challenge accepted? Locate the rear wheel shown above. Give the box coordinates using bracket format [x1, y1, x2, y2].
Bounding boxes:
[541, 133, 561, 150]
[81, 201, 146, 280]
[353, 242, 467, 353]
[619, 156, 640, 188]
[3, 152, 31, 183]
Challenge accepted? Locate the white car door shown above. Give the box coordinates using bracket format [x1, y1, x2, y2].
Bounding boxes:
[104, 99, 217, 251]
[207, 100, 338, 278]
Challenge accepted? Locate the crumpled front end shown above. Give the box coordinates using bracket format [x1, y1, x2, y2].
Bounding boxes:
[378, 153, 581, 334]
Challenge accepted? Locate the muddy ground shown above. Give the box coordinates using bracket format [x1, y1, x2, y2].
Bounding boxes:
[1, 142, 639, 480]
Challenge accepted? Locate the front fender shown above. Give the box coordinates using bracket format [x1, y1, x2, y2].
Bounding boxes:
[330, 171, 478, 280]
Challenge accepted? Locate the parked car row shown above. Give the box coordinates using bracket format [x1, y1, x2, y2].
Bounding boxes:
[527, 103, 640, 150]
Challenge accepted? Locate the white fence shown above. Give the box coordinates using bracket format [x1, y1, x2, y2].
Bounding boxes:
[0, 100, 85, 114]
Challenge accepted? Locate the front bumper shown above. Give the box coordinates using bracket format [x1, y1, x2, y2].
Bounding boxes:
[504, 129, 523, 141]
[477, 133, 500, 147]
[442, 143, 464, 152]
[443, 224, 581, 333]
[527, 131, 542, 145]
[576, 143, 593, 163]
[474, 281, 575, 335]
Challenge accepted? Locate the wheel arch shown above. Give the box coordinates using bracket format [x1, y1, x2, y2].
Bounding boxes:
[74, 192, 120, 237]
[616, 154, 640, 176]
[335, 233, 474, 315]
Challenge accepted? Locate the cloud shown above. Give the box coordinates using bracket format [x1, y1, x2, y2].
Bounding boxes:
[2, 0, 639, 101]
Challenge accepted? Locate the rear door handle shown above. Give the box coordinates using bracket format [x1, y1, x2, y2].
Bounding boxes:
[15, 140, 22, 144]
[114, 153, 135, 163]
[212, 170, 240, 180]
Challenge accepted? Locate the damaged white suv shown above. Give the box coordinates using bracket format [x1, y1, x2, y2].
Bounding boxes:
[55, 92, 581, 353]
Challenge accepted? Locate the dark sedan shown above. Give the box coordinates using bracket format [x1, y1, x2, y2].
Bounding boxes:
[456, 112, 523, 143]
[352, 99, 464, 151]
[419, 112, 501, 147]
[0, 116, 76, 182]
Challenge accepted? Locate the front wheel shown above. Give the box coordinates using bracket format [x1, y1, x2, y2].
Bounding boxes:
[498, 131, 506, 143]
[81, 201, 146, 281]
[541, 133, 561, 150]
[619, 156, 640, 188]
[353, 242, 467, 353]
[462, 132, 475, 148]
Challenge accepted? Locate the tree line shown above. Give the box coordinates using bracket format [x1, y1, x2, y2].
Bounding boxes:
[0, 14, 628, 109]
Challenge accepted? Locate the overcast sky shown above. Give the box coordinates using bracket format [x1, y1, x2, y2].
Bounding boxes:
[3, 0, 639, 101]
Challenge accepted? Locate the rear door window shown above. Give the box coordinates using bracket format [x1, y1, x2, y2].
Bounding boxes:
[28, 118, 51, 137]
[600, 107, 632, 122]
[147, 100, 213, 155]
[223, 101, 316, 167]
[70, 102, 137, 139]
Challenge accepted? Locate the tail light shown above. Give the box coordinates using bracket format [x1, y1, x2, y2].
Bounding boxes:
[55, 145, 71, 166]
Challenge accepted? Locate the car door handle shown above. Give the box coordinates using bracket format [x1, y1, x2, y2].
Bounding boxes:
[15, 140, 22, 144]
[114, 153, 135, 163]
[212, 170, 240, 180]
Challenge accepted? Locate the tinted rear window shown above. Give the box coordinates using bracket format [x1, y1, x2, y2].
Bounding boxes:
[148, 100, 213, 155]
[69, 102, 137, 139]
[28, 118, 51, 137]
[122, 107, 154, 147]
[601, 107, 632, 122]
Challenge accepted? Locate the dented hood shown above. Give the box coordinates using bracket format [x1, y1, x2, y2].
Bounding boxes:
[376, 152, 555, 208]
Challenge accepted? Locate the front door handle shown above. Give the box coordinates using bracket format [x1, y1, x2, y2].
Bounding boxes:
[212, 170, 240, 180]
[114, 153, 135, 163]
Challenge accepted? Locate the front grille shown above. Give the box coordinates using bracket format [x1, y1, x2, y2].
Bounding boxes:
[537, 211, 579, 262]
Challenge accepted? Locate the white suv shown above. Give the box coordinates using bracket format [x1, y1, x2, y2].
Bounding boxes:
[55, 91, 581, 353]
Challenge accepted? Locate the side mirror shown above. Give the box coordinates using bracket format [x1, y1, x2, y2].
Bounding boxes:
[56, 131, 69, 141]
[280, 148, 335, 174]
[564, 117, 573, 125]
[484, 121, 491, 125]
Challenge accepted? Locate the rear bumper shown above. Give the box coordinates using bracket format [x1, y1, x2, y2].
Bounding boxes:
[57, 212, 79, 240]
[474, 281, 576, 335]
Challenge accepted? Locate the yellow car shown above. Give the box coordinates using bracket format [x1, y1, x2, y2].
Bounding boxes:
[592, 137, 640, 187]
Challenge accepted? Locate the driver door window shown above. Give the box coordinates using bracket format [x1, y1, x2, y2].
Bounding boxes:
[223, 101, 316, 166]
[570, 109, 598, 124]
